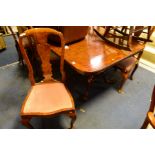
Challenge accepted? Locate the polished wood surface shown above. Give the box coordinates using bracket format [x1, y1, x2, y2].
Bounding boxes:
[51, 33, 145, 75]
[19, 28, 76, 128]
[51, 33, 145, 99]
[141, 85, 155, 129]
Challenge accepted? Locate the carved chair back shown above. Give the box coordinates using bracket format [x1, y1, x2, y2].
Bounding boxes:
[19, 28, 65, 85]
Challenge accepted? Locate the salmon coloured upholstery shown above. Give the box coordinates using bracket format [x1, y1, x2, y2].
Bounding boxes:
[22, 82, 74, 115]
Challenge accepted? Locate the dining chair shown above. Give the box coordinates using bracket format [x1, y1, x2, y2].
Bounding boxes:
[115, 51, 143, 93]
[19, 28, 76, 129]
[115, 27, 154, 93]
[141, 85, 155, 129]
[94, 26, 154, 93]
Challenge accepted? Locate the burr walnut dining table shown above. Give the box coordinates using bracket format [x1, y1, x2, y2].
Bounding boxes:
[50, 33, 145, 99]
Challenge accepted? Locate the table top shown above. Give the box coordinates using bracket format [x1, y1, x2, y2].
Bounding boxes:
[50, 34, 145, 75]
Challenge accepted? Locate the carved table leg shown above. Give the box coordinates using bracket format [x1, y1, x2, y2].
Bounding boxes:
[21, 117, 33, 129]
[83, 75, 94, 100]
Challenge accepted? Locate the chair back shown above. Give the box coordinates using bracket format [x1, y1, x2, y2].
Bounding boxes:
[19, 28, 65, 85]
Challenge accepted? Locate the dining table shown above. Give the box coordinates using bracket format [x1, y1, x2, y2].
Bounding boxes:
[50, 32, 145, 99]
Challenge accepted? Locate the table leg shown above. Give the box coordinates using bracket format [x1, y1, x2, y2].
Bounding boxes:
[82, 74, 94, 101]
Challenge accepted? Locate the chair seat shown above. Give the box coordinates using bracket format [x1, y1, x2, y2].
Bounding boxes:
[21, 82, 74, 116]
[116, 56, 137, 72]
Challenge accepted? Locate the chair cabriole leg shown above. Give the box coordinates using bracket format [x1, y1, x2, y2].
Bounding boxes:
[21, 117, 33, 129]
[141, 117, 149, 129]
[68, 111, 76, 129]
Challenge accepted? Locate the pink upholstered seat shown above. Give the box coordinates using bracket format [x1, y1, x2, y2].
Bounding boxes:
[22, 82, 74, 115]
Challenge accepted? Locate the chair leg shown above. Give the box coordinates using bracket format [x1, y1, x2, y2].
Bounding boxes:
[68, 111, 76, 129]
[15, 41, 25, 66]
[141, 117, 149, 129]
[118, 72, 129, 93]
[129, 64, 138, 80]
[21, 117, 33, 129]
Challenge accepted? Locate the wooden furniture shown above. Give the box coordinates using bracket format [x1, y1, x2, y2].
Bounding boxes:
[114, 27, 154, 93]
[94, 26, 133, 51]
[0, 33, 6, 50]
[50, 32, 145, 99]
[141, 85, 155, 129]
[34, 26, 89, 45]
[120, 26, 154, 42]
[115, 51, 143, 93]
[19, 28, 76, 129]
[94, 27, 155, 93]
[0, 26, 9, 35]
[18, 26, 89, 79]
[94, 26, 154, 51]
[16, 26, 31, 36]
